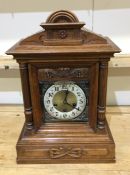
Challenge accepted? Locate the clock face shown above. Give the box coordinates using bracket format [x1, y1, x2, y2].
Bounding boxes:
[44, 82, 86, 120]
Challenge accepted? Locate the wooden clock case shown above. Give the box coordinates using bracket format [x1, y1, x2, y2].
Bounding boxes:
[6, 10, 121, 164]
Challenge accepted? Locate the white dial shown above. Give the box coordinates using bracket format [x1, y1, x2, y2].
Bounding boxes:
[44, 82, 86, 120]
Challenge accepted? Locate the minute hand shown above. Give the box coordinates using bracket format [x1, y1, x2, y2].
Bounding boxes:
[63, 90, 69, 104]
[66, 101, 80, 111]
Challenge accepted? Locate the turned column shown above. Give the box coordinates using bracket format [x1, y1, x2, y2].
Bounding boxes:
[97, 61, 108, 130]
[19, 63, 33, 130]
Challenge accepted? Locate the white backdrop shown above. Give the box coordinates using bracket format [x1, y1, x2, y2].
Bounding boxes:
[1, 9, 130, 55]
[0, 0, 130, 105]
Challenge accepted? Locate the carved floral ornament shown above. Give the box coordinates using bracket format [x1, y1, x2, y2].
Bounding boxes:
[58, 30, 68, 39]
[38, 68, 89, 81]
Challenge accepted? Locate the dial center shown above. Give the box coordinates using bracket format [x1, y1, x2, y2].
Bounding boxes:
[53, 90, 77, 112]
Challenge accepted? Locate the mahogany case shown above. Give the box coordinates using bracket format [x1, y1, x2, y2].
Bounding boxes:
[6, 10, 121, 163]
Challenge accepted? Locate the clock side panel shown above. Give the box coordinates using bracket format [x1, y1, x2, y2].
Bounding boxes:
[28, 64, 43, 130]
[88, 63, 99, 130]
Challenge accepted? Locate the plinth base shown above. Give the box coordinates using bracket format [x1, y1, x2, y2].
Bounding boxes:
[16, 122, 115, 164]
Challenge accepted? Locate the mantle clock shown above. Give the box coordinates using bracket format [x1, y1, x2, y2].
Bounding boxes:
[6, 10, 121, 163]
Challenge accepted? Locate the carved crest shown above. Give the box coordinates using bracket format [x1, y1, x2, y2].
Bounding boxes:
[38, 68, 89, 81]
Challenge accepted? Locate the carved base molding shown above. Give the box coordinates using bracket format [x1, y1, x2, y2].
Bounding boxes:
[16, 122, 115, 164]
[17, 145, 115, 164]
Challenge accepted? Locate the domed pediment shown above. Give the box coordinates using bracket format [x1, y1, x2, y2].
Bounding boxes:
[46, 10, 79, 23]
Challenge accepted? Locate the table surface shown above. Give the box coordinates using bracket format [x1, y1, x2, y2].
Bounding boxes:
[0, 105, 130, 175]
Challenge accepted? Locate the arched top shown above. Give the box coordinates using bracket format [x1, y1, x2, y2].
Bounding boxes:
[46, 10, 79, 23]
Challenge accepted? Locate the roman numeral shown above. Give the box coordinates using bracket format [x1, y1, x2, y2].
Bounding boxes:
[48, 92, 53, 97]
[72, 112, 75, 116]
[47, 100, 50, 104]
[77, 92, 81, 96]
[50, 107, 54, 112]
[79, 99, 84, 104]
[55, 112, 59, 117]
[63, 113, 67, 118]
[55, 86, 59, 91]
[62, 84, 67, 89]
[72, 86, 75, 91]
